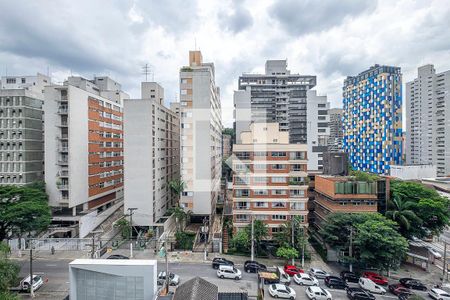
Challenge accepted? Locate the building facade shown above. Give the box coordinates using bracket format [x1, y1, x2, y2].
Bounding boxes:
[179, 51, 222, 217]
[328, 108, 343, 152]
[123, 82, 180, 227]
[234, 60, 316, 144]
[306, 90, 330, 171]
[313, 175, 384, 229]
[389, 165, 437, 180]
[222, 134, 232, 159]
[343, 65, 403, 174]
[406, 64, 450, 176]
[44, 77, 128, 234]
[0, 73, 50, 185]
[232, 123, 308, 237]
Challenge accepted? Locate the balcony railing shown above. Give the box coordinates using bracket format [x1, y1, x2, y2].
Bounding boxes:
[57, 184, 69, 190]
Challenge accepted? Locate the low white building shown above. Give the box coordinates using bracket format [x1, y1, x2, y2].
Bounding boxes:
[69, 259, 157, 300]
[389, 165, 437, 180]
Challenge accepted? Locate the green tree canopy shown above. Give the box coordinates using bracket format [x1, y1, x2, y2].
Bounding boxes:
[245, 220, 268, 255]
[276, 246, 299, 262]
[230, 229, 250, 253]
[0, 242, 19, 294]
[168, 179, 185, 196]
[389, 180, 450, 238]
[0, 185, 51, 241]
[385, 197, 422, 238]
[355, 219, 408, 272]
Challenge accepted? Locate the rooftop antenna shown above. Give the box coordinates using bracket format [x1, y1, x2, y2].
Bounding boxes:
[142, 64, 152, 82]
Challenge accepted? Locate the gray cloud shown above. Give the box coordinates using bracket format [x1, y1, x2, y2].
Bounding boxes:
[269, 0, 377, 36]
[218, 1, 253, 33]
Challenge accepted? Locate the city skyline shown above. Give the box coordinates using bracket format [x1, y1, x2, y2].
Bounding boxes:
[1, 0, 449, 127]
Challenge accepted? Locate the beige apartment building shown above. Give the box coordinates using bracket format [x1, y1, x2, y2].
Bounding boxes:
[232, 123, 308, 237]
[179, 51, 222, 218]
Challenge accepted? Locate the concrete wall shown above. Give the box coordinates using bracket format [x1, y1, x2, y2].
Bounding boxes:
[390, 165, 437, 180]
[69, 259, 157, 300]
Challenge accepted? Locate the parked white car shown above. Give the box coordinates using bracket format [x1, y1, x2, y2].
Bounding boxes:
[359, 277, 386, 295]
[293, 273, 319, 286]
[306, 286, 332, 300]
[216, 265, 242, 280]
[157, 272, 180, 286]
[429, 288, 450, 300]
[21, 275, 44, 292]
[309, 268, 330, 279]
[428, 247, 442, 259]
[268, 283, 296, 299]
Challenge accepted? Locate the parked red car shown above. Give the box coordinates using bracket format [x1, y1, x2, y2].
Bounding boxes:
[388, 283, 412, 296]
[362, 272, 389, 285]
[283, 265, 304, 276]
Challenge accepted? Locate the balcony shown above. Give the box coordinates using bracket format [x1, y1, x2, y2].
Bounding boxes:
[57, 159, 69, 165]
[57, 134, 68, 140]
[57, 184, 69, 190]
[57, 121, 68, 127]
[57, 107, 68, 114]
[59, 146, 68, 152]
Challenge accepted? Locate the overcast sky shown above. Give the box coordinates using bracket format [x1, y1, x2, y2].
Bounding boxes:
[1, 0, 449, 127]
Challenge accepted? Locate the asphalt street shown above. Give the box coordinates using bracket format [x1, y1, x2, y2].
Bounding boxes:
[15, 257, 435, 300]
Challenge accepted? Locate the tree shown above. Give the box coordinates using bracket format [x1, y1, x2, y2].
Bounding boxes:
[349, 170, 379, 182]
[168, 206, 189, 232]
[169, 179, 185, 197]
[416, 198, 450, 236]
[222, 128, 235, 138]
[0, 242, 19, 297]
[114, 219, 131, 239]
[230, 230, 250, 253]
[0, 185, 51, 241]
[320, 213, 387, 249]
[245, 220, 268, 255]
[355, 219, 408, 273]
[385, 197, 422, 238]
[276, 246, 299, 262]
[391, 180, 440, 202]
[390, 180, 450, 238]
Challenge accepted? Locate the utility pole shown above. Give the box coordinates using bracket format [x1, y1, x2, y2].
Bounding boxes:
[301, 225, 306, 268]
[291, 218, 295, 265]
[443, 241, 447, 283]
[349, 227, 354, 273]
[29, 239, 34, 298]
[251, 215, 254, 261]
[127, 208, 137, 259]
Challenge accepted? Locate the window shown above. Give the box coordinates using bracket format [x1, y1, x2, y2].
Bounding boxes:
[235, 215, 249, 222]
[255, 215, 269, 220]
[290, 202, 305, 210]
[235, 176, 249, 185]
[271, 152, 286, 157]
[181, 79, 188, 84]
[271, 177, 286, 183]
[236, 202, 249, 209]
[290, 190, 305, 197]
[318, 104, 326, 108]
[235, 189, 249, 197]
[318, 129, 326, 133]
[6, 78, 16, 84]
[272, 164, 285, 170]
[253, 189, 268, 196]
[273, 189, 287, 195]
[271, 227, 282, 233]
[254, 151, 267, 157]
[272, 215, 287, 220]
[181, 89, 187, 95]
[235, 164, 248, 171]
[253, 177, 267, 184]
[253, 164, 266, 170]
[235, 152, 250, 160]
[255, 202, 268, 208]
[272, 202, 287, 208]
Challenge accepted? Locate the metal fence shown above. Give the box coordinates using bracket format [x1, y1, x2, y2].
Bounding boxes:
[8, 238, 94, 251]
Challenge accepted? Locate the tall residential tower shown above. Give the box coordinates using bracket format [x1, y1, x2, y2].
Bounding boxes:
[234, 60, 316, 144]
[0, 73, 49, 185]
[179, 51, 222, 218]
[343, 65, 403, 174]
[406, 65, 450, 176]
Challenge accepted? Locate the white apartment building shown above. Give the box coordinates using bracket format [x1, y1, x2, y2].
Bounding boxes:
[0, 73, 50, 185]
[406, 64, 450, 176]
[328, 108, 343, 152]
[306, 90, 330, 171]
[179, 51, 222, 217]
[124, 82, 180, 227]
[44, 76, 128, 236]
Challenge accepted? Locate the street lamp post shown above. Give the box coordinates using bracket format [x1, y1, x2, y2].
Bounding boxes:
[127, 208, 138, 258]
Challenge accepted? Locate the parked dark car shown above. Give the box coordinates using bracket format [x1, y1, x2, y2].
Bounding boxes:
[341, 271, 359, 283]
[211, 257, 234, 269]
[324, 276, 347, 289]
[399, 278, 427, 291]
[107, 254, 129, 259]
[389, 283, 412, 296]
[398, 292, 425, 300]
[346, 287, 376, 300]
[244, 260, 267, 273]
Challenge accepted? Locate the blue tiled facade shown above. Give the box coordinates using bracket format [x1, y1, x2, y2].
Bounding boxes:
[343, 65, 403, 174]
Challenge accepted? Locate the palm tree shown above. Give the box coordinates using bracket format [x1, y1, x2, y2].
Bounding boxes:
[169, 179, 185, 198]
[168, 206, 190, 232]
[385, 197, 421, 237]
